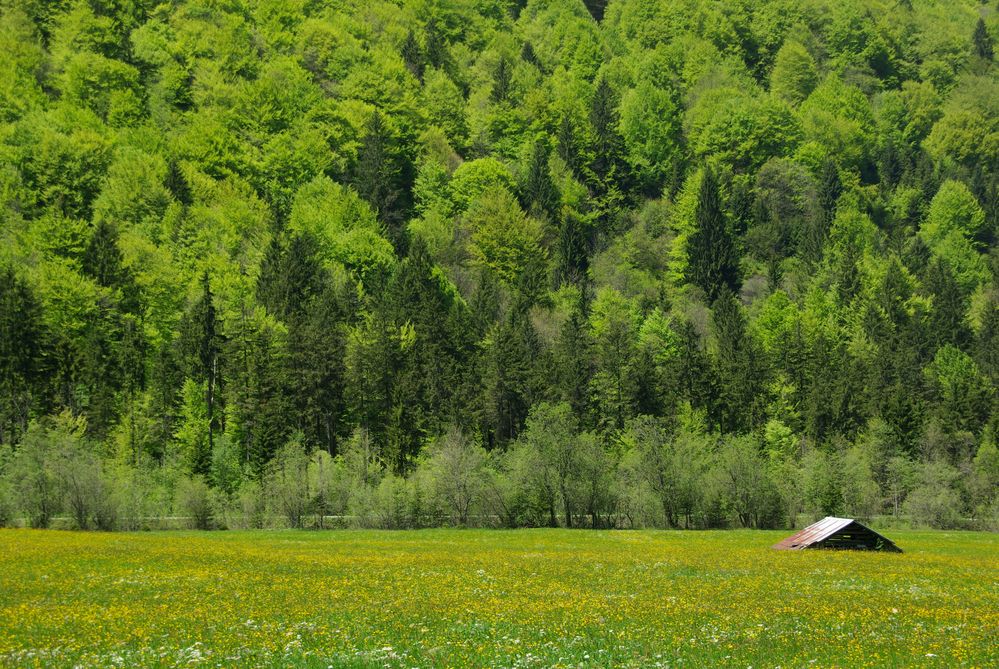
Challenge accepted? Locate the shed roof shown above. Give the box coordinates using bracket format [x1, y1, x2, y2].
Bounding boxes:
[773, 517, 902, 552]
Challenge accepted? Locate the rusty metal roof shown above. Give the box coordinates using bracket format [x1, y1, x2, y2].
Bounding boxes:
[773, 517, 902, 552]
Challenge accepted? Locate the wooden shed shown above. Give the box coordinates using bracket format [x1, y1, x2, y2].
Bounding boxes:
[773, 516, 902, 552]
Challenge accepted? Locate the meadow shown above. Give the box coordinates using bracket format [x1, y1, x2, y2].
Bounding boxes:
[0, 529, 995, 668]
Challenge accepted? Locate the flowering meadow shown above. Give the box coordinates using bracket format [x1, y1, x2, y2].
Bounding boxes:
[0, 529, 995, 668]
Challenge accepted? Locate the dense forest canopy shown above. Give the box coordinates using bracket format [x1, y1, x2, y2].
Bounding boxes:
[0, 0, 997, 530]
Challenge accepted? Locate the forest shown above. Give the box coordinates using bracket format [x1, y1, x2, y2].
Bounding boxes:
[0, 0, 997, 531]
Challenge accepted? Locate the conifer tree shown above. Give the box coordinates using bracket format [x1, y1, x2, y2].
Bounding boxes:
[923, 258, 970, 350]
[974, 17, 993, 61]
[553, 298, 593, 425]
[401, 30, 424, 79]
[491, 55, 512, 103]
[424, 18, 447, 69]
[589, 79, 629, 198]
[556, 208, 589, 286]
[687, 168, 740, 301]
[556, 113, 580, 174]
[353, 111, 406, 235]
[583, 0, 608, 22]
[521, 42, 539, 68]
[712, 288, 765, 433]
[180, 273, 224, 474]
[522, 139, 558, 220]
[82, 220, 139, 312]
[0, 269, 46, 445]
[486, 302, 540, 446]
[976, 294, 999, 386]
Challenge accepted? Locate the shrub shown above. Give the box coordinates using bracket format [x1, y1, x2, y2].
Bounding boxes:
[176, 476, 215, 530]
[237, 480, 268, 529]
[265, 437, 311, 529]
[903, 462, 963, 529]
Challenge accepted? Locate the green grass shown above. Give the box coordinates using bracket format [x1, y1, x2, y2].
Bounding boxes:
[0, 528, 996, 667]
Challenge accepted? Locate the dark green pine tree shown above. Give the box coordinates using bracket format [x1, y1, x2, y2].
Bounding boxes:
[80, 303, 123, 440]
[923, 258, 970, 350]
[803, 331, 863, 442]
[258, 232, 325, 322]
[0, 268, 47, 445]
[975, 293, 999, 388]
[552, 297, 593, 426]
[485, 301, 541, 447]
[520, 41, 539, 69]
[353, 111, 408, 241]
[582, 0, 608, 22]
[970, 165, 998, 237]
[803, 160, 841, 264]
[521, 139, 559, 220]
[556, 208, 590, 287]
[471, 269, 500, 336]
[165, 160, 192, 207]
[117, 313, 146, 464]
[556, 113, 581, 175]
[864, 257, 926, 449]
[674, 319, 717, 421]
[82, 221, 126, 288]
[424, 18, 447, 69]
[878, 136, 904, 191]
[81, 222, 142, 438]
[687, 167, 740, 301]
[227, 312, 291, 475]
[817, 159, 842, 222]
[712, 288, 766, 433]
[380, 238, 475, 464]
[82, 220, 140, 313]
[146, 340, 184, 461]
[401, 29, 424, 79]
[180, 273, 224, 475]
[974, 17, 993, 61]
[287, 283, 350, 455]
[491, 55, 512, 103]
[255, 231, 347, 456]
[256, 235, 285, 316]
[588, 79, 629, 203]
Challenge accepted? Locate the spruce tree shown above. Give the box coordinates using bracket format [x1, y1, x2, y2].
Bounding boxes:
[582, 0, 608, 22]
[712, 288, 765, 433]
[401, 29, 424, 79]
[553, 297, 593, 424]
[974, 17, 993, 61]
[353, 111, 405, 234]
[80, 306, 124, 440]
[380, 238, 475, 463]
[292, 282, 352, 454]
[118, 313, 146, 464]
[491, 55, 512, 103]
[82, 220, 140, 312]
[976, 294, 999, 386]
[556, 208, 589, 286]
[923, 258, 970, 350]
[424, 18, 447, 69]
[521, 42, 539, 68]
[180, 273, 224, 475]
[687, 167, 740, 301]
[279, 232, 326, 322]
[256, 236, 286, 317]
[0, 269, 46, 445]
[83, 221, 126, 288]
[817, 159, 842, 222]
[589, 79, 628, 195]
[675, 319, 716, 421]
[522, 139, 558, 220]
[486, 301, 540, 446]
